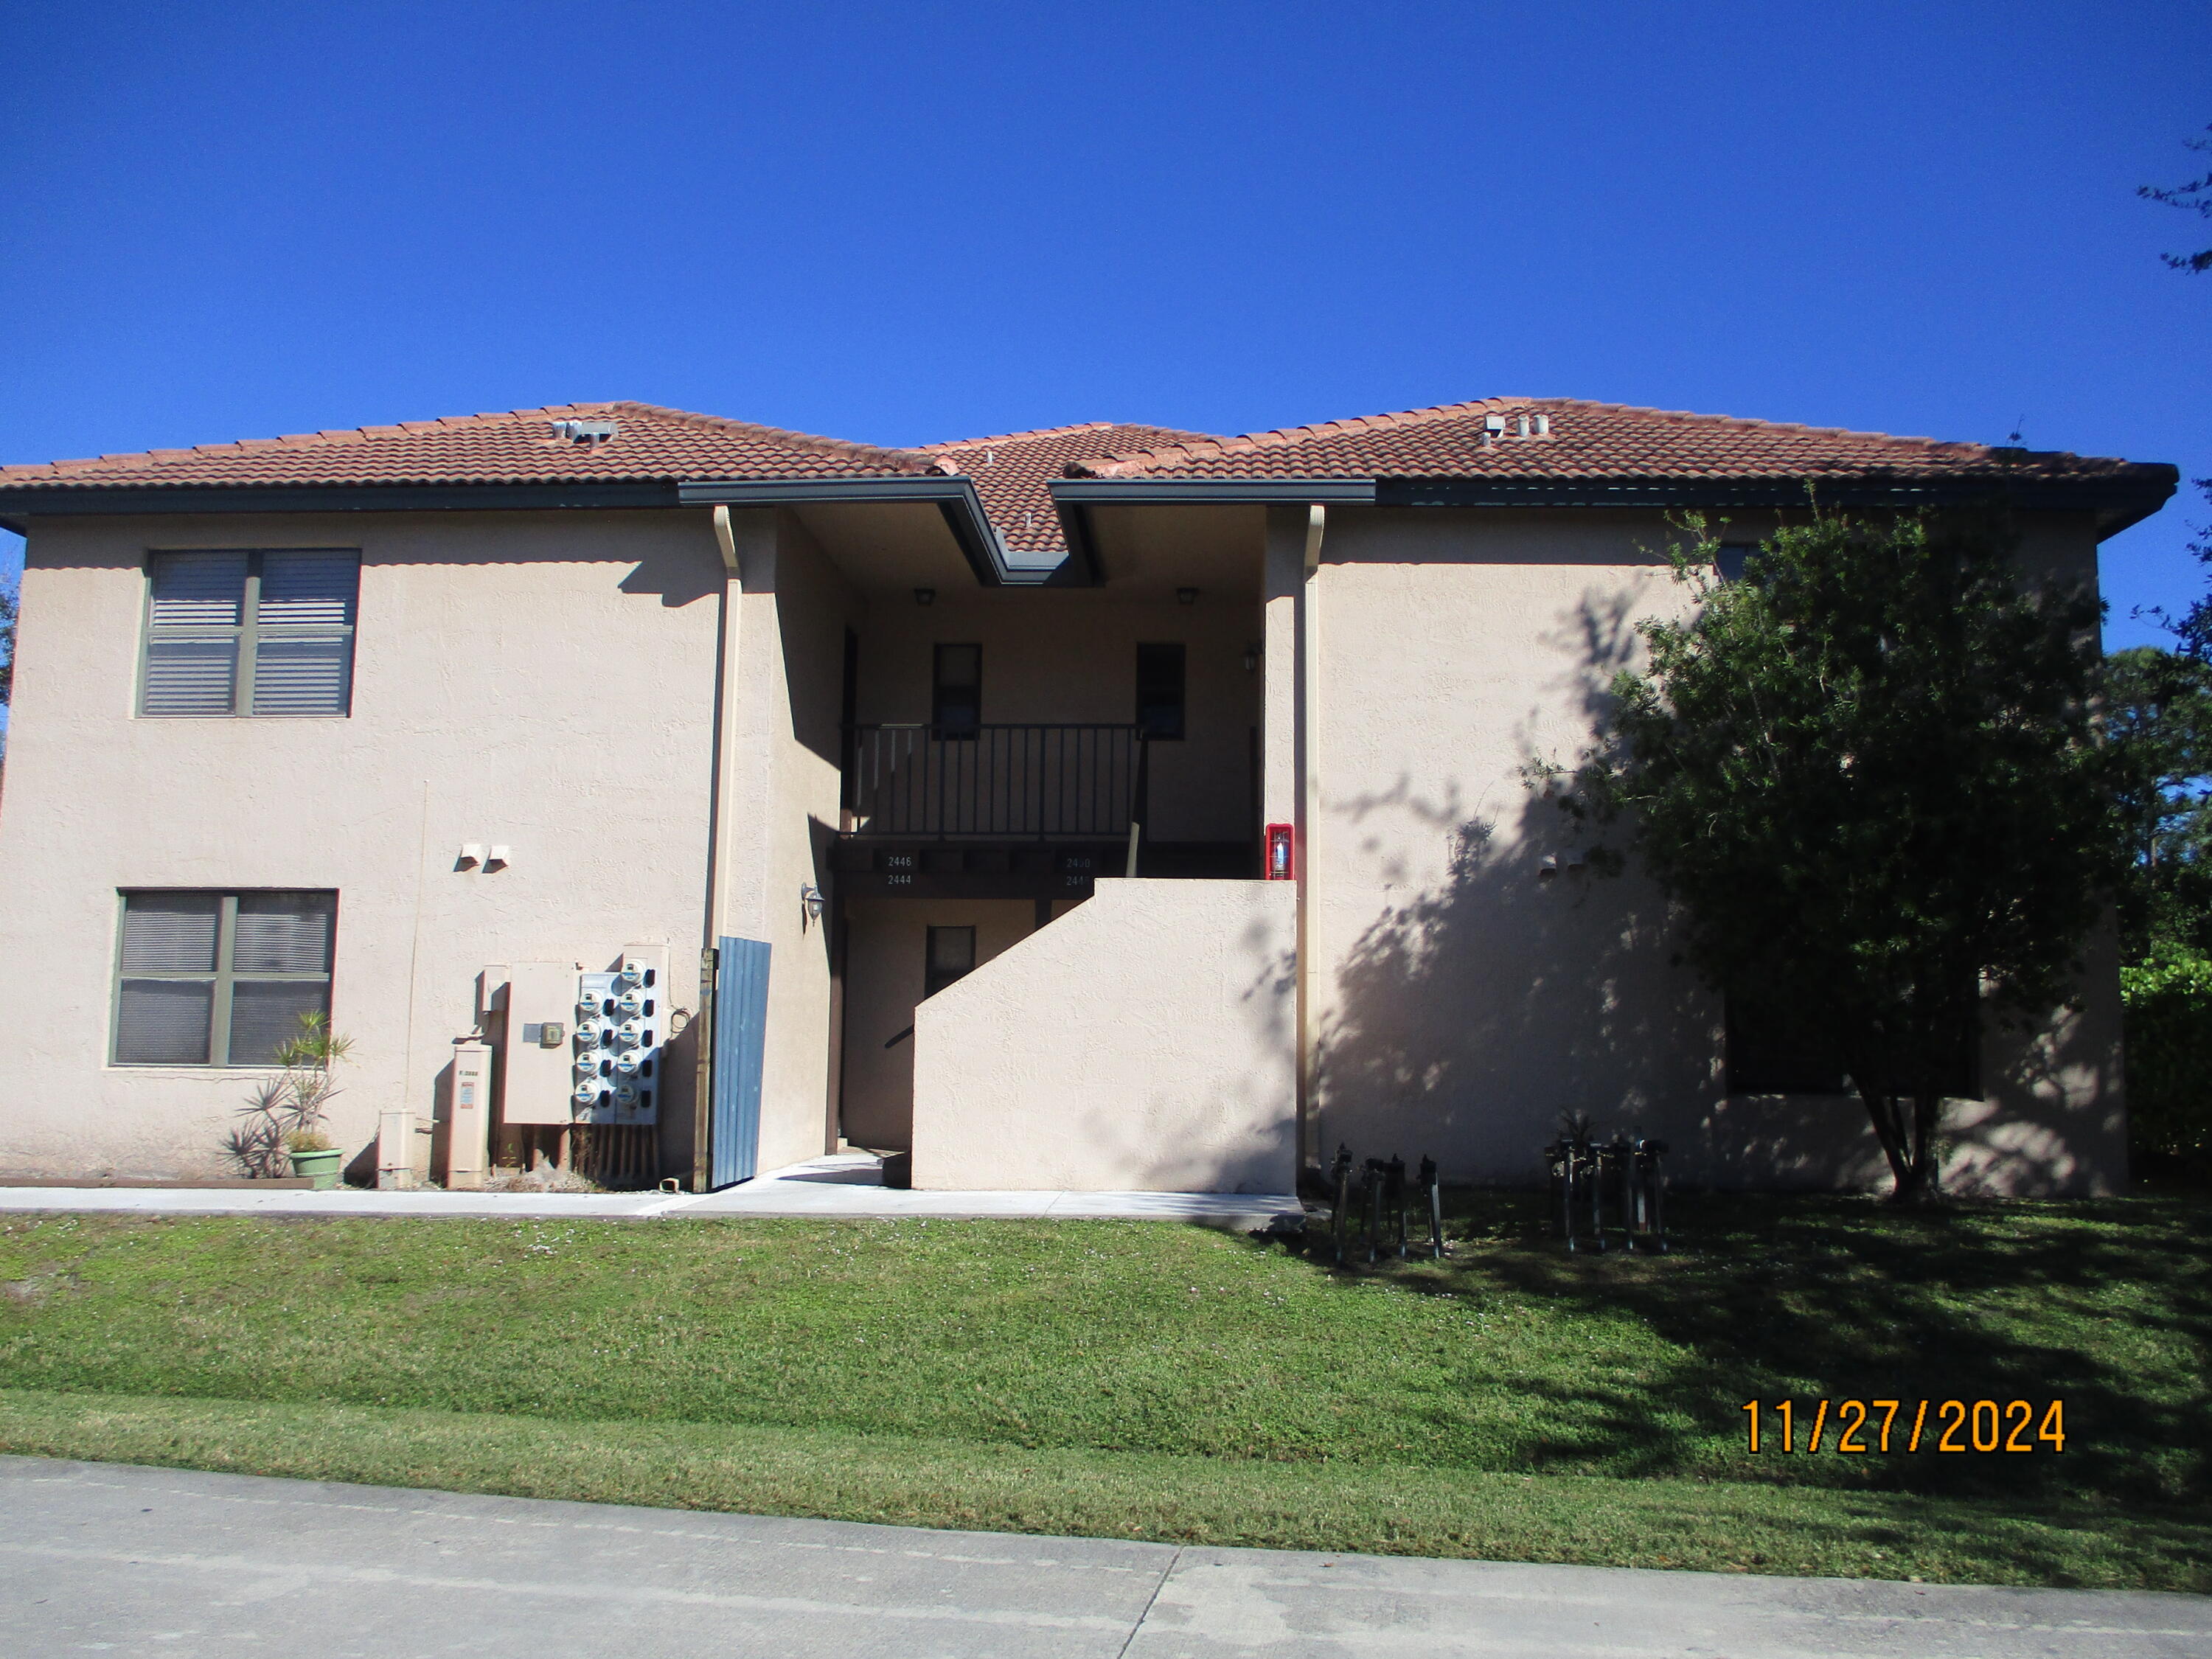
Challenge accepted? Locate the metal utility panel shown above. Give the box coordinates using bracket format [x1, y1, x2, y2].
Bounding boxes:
[571, 947, 672, 1133]
[571, 945, 669, 1127]
[447, 1039, 493, 1190]
[502, 961, 580, 1125]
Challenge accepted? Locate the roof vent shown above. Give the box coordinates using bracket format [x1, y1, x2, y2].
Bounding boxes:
[551, 418, 618, 445]
[1534, 413, 1552, 437]
[1483, 414, 1507, 437]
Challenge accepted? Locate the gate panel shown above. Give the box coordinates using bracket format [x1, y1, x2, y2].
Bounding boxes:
[711, 936, 771, 1188]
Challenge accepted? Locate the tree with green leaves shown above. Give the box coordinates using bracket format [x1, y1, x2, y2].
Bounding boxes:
[1554, 510, 2119, 1205]
[2103, 644, 2212, 958]
[2139, 124, 2212, 275]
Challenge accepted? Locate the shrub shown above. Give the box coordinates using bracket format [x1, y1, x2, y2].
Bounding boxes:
[2121, 947, 2212, 1165]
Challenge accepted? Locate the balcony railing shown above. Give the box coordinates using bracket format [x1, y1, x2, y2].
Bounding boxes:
[844, 723, 1149, 840]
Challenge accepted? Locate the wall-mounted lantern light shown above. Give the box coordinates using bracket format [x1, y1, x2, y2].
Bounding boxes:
[1243, 642, 1262, 672]
[801, 883, 827, 928]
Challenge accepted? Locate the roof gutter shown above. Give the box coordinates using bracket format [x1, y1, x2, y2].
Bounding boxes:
[0, 472, 1034, 585]
[1048, 468, 2177, 542]
[677, 476, 1022, 585]
[1048, 478, 1377, 585]
[1375, 471, 2180, 538]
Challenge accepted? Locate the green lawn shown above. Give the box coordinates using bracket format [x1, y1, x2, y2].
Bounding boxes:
[1, 1193, 2205, 1590]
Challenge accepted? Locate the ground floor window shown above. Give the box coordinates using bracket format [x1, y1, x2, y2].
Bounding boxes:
[113, 890, 337, 1066]
[923, 925, 976, 999]
[1725, 995, 1979, 1098]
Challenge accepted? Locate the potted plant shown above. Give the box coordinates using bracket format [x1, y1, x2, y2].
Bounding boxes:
[229, 1012, 354, 1187]
[282, 1126, 345, 1189]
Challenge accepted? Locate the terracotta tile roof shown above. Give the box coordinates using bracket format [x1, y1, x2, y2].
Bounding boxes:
[1071, 397, 2166, 486]
[921, 422, 1217, 557]
[0, 401, 939, 490]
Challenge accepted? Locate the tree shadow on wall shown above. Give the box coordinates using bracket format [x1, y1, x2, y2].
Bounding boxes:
[1315, 586, 1895, 1189]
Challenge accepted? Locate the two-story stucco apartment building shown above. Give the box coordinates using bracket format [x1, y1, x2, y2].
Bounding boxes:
[0, 397, 2175, 1195]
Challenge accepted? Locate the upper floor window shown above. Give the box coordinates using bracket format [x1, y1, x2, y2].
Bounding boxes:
[113, 889, 337, 1066]
[1714, 543, 1759, 583]
[1135, 642, 1186, 740]
[933, 643, 981, 738]
[142, 549, 359, 717]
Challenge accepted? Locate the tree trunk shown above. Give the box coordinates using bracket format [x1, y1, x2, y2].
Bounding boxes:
[1899, 1088, 1947, 1206]
[1856, 1082, 1913, 1192]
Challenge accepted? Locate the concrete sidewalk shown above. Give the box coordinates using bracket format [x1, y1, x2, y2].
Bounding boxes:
[0, 1153, 1304, 1231]
[3, 1459, 2203, 1658]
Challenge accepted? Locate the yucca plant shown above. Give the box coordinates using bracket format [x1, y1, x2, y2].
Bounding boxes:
[227, 1011, 355, 1177]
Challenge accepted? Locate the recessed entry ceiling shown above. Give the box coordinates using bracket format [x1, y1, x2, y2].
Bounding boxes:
[793, 500, 1266, 606]
[790, 501, 981, 602]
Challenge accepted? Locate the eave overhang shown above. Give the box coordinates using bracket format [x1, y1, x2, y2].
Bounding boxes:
[1048, 466, 2180, 543]
[0, 473, 1054, 586]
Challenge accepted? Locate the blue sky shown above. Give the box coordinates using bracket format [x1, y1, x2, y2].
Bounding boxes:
[2, 0, 2206, 647]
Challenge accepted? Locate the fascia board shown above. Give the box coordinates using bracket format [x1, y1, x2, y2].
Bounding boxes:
[0, 481, 684, 516]
[678, 476, 1009, 585]
[1376, 472, 2180, 535]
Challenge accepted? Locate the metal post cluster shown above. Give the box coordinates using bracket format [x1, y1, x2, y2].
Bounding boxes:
[1545, 1119, 1668, 1253]
[1329, 1144, 1447, 1265]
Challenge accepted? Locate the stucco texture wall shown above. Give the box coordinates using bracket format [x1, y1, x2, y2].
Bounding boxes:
[837, 897, 1038, 1151]
[713, 511, 856, 1177]
[0, 509, 724, 1180]
[1304, 507, 2126, 1196]
[910, 878, 1296, 1192]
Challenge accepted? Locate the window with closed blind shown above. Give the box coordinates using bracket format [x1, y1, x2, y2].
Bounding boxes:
[112, 891, 337, 1066]
[140, 550, 359, 717]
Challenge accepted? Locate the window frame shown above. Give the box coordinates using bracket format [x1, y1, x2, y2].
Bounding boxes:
[110, 888, 338, 1068]
[923, 924, 978, 1000]
[1722, 995, 1981, 1099]
[1134, 641, 1187, 740]
[138, 548, 360, 719]
[931, 642, 983, 739]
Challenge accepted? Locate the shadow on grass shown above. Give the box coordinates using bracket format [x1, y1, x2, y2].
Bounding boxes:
[1271, 1188, 2212, 1514]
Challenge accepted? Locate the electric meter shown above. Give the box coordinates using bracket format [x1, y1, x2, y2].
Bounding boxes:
[571, 957, 664, 1127]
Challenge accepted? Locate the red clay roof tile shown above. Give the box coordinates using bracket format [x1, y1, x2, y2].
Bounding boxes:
[0, 401, 940, 490]
[920, 422, 1219, 557]
[1, 398, 2169, 563]
[1071, 397, 2162, 485]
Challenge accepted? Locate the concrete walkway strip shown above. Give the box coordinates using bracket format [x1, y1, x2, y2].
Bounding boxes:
[3, 1460, 2205, 1658]
[0, 1154, 1304, 1230]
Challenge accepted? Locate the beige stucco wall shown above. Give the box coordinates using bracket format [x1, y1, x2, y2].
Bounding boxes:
[1301, 507, 2127, 1195]
[838, 896, 1040, 1151]
[0, 492, 2127, 1200]
[852, 585, 1263, 845]
[0, 509, 727, 1180]
[910, 878, 1297, 1192]
[712, 510, 858, 1176]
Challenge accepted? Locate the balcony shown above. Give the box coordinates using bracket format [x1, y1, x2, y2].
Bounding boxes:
[844, 723, 1149, 841]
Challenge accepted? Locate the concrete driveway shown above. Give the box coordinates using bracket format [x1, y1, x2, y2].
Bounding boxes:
[2, 1458, 2204, 1658]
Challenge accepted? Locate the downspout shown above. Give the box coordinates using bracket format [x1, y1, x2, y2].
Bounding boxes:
[1296, 504, 1325, 1174]
[707, 505, 743, 941]
[693, 504, 743, 1192]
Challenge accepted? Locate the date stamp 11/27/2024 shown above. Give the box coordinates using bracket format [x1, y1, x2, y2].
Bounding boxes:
[1741, 1398, 2067, 1454]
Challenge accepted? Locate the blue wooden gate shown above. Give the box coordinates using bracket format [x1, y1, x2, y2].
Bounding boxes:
[710, 936, 771, 1188]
